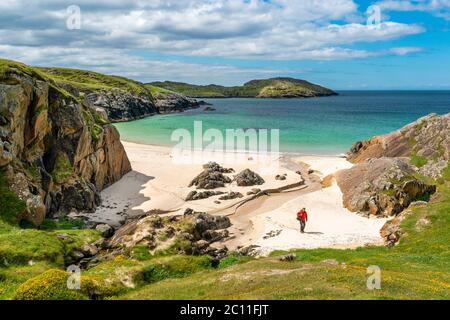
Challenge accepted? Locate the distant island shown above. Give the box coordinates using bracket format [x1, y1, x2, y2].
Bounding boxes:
[149, 77, 338, 98]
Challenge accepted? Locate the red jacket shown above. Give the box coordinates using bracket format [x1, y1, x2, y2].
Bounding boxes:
[297, 210, 308, 222]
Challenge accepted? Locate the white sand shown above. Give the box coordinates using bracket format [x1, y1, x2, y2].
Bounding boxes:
[85, 142, 387, 255]
[244, 182, 387, 256]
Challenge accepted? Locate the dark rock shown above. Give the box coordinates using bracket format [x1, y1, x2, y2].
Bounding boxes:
[84, 91, 157, 122]
[189, 170, 231, 189]
[93, 238, 110, 250]
[234, 169, 265, 186]
[279, 253, 296, 262]
[275, 174, 287, 181]
[96, 224, 114, 238]
[186, 190, 225, 201]
[153, 92, 200, 114]
[81, 244, 99, 257]
[202, 162, 234, 173]
[202, 229, 229, 243]
[218, 192, 244, 201]
[205, 244, 228, 260]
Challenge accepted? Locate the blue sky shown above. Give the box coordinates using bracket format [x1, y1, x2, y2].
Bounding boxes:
[0, 0, 449, 89]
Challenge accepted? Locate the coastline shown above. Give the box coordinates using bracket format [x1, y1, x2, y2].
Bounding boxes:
[78, 140, 387, 255]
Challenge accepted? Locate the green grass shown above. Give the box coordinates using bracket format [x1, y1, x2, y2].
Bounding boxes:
[145, 84, 173, 97]
[149, 78, 336, 98]
[411, 152, 429, 168]
[37, 67, 151, 96]
[0, 59, 80, 103]
[0, 171, 26, 225]
[39, 217, 86, 231]
[51, 152, 73, 184]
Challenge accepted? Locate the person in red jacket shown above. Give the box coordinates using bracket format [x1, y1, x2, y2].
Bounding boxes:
[297, 208, 308, 233]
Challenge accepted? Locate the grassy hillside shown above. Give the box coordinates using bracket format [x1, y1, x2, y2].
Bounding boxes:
[0, 58, 175, 99]
[149, 77, 337, 98]
[37, 67, 152, 96]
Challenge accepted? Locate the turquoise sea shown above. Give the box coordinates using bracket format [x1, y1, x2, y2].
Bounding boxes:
[114, 91, 450, 155]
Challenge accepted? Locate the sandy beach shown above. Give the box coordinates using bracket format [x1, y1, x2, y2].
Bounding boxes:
[81, 141, 387, 255]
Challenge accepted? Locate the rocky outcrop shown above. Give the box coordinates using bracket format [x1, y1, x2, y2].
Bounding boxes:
[109, 212, 231, 259]
[348, 113, 450, 178]
[336, 114, 449, 218]
[83, 90, 201, 122]
[42, 70, 202, 123]
[234, 169, 265, 186]
[83, 90, 157, 122]
[0, 65, 131, 225]
[153, 92, 201, 114]
[335, 158, 436, 217]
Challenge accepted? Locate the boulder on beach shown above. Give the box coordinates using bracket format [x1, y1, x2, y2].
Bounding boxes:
[234, 169, 265, 186]
[189, 162, 234, 189]
[218, 191, 244, 201]
[186, 190, 225, 201]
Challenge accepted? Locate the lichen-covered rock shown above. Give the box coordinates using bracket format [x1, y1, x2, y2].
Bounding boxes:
[109, 212, 231, 258]
[347, 113, 450, 179]
[335, 158, 436, 217]
[234, 169, 265, 186]
[0, 64, 131, 225]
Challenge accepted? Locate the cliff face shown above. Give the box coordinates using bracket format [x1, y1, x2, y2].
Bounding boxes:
[83, 90, 157, 122]
[0, 62, 131, 226]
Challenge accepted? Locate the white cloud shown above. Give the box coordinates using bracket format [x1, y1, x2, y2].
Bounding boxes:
[376, 0, 450, 20]
[389, 46, 424, 55]
[0, 44, 305, 85]
[0, 0, 430, 83]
